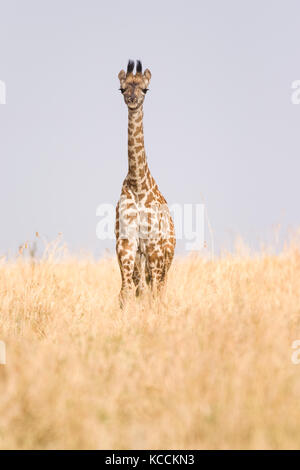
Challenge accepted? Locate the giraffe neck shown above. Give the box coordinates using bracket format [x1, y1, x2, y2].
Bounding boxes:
[127, 106, 151, 193]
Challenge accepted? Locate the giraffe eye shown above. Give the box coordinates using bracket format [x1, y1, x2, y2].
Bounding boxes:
[119, 88, 125, 94]
[142, 88, 148, 94]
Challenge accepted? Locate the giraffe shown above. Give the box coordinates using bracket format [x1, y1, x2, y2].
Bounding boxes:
[115, 60, 176, 307]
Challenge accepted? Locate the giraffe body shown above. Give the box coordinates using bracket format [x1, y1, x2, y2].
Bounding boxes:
[115, 61, 175, 305]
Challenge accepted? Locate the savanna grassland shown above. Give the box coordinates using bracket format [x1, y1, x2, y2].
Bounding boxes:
[1, 238, 300, 450]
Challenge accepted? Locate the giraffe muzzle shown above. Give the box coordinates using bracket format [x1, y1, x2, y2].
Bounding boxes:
[128, 96, 137, 104]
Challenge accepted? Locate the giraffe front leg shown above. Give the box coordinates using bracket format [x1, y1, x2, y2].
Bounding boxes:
[159, 244, 175, 293]
[146, 251, 165, 297]
[133, 251, 147, 297]
[116, 238, 137, 308]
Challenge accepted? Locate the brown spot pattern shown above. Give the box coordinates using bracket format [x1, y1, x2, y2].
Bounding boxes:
[115, 96, 175, 305]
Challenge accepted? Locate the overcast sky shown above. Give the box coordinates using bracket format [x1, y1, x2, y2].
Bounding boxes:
[0, 0, 299, 257]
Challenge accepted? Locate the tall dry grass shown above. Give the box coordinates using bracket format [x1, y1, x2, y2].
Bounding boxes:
[1, 238, 300, 449]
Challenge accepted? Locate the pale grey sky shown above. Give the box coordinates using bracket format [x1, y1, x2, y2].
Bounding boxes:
[0, 0, 299, 257]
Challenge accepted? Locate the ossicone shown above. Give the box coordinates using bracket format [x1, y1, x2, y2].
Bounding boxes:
[127, 60, 135, 75]
[136, 60, 142, 74]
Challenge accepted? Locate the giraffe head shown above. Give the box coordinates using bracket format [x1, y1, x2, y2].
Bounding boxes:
[118, 60, 152, 111]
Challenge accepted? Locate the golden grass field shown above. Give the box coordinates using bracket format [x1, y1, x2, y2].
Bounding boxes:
[1, 237, 300, 450]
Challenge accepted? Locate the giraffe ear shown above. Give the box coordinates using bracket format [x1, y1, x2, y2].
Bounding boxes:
[143, 69, 152, 87]
[118, 70, 126, 87]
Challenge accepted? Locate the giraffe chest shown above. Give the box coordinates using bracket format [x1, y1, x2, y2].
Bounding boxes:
[117, 189, 169, 249]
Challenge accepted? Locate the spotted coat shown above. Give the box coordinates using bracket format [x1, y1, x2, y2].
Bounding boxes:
[115, 61, 175, 305]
